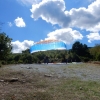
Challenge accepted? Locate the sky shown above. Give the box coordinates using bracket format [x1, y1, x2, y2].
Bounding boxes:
[0, 0, 100, 53]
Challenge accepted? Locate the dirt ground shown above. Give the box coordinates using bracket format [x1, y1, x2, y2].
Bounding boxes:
[5, 63, 100, 81]
[0, 63, 100, 100]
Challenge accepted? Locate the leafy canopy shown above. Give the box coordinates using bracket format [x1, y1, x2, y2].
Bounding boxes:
[0, 33, 12, 61]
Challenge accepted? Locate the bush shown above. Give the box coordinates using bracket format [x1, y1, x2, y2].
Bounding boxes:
[0, 61, 2, 67]
[1, 60, 7, 65]
[80, 57, 89, 62]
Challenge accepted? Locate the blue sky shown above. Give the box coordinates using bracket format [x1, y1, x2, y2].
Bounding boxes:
[0, 0, 100, 53]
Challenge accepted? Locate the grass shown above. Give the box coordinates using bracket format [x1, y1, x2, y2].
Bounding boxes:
[56, 79, 100, 99]
[0, 64, 100, 100]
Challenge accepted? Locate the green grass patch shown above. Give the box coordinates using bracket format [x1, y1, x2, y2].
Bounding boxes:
[48, 78, 100, 100]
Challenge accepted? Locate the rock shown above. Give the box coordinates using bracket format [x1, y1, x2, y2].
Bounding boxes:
[26, 67, 32, 69]
[79, 87, 83, 90]
[6, 78, 19, 82]
[0, 78, 19, 82]
[44, 74, 53, 77]
[9, 78, 19, 82]
[0, 80, 4, 82]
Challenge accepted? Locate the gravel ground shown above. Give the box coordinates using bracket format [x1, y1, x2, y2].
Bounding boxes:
[4, 63, 100, 81]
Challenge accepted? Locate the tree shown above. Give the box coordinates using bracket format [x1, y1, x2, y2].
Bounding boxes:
[22, 49, 30, 54]
[72, 41, 90, 62]
[89, 44, 100, 61]
[72, 41, 89, 56]
[72, 41, 83, 56]
[0, 33, 12, 62]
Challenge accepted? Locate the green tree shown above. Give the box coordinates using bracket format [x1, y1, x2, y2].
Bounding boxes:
[89, 44, 100, 61]
[72, 41, 90, 62]
[0, 33, 12, 63]
[22, 49, 30, 54]
[72, 41, 83, 56]
[72, 41, 89, 56]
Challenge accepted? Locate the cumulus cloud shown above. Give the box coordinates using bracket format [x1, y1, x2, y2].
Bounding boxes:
[30, 0, 100, 32]
[67, 0, 100, 32]
[30, 0, 100, 43]
[86, 33, 100, 43]
[14, 17, 26, 27]
[30, 0, 71, 27]
[45, 28, 83, 44]
[8, 22, 13, 27]
[11, 40, 34, 53]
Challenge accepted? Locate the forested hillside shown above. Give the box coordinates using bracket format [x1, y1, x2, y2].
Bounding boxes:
[0, 33, 100, 66]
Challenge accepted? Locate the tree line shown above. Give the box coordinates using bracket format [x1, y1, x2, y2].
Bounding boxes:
[0, 32, 100, 66]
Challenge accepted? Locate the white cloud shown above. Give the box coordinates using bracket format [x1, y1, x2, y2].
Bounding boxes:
[8, 22, 13, 27]
[30, 0, 100, 31]
[30, 0, 70, 27]
[45, 28, 83, 44]
[87, 23, 100, 32]
[67, 0, 100, 32]
[14, 17, 26, 27]
[11, 40, 34, 53]
[30, 0, 100, 43]
[86, 33, 100, 43]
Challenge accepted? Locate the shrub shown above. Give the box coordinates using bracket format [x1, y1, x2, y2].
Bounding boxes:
[0, 61, 2, 67]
